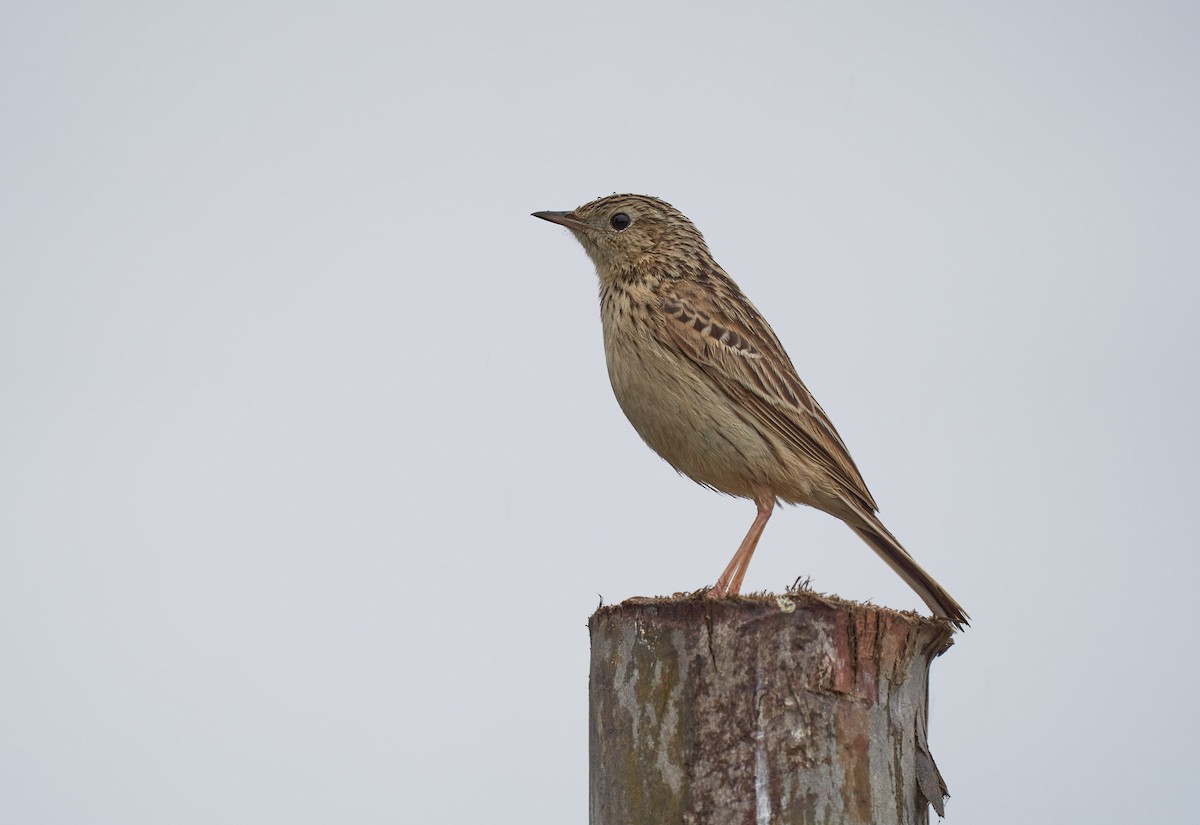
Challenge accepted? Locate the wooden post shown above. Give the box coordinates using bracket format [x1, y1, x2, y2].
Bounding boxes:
[588, 592, 955, 825]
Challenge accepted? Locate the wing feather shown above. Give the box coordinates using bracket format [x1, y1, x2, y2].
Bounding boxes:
[656, 280, 878, 511]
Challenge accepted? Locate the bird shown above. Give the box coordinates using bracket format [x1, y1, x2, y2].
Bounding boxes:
[532, 194, 968, 628]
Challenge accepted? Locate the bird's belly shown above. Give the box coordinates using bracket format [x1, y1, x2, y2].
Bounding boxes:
[603, 334, 779, 499]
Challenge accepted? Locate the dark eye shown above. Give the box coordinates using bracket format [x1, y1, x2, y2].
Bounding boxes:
[610, 212, 632, 231]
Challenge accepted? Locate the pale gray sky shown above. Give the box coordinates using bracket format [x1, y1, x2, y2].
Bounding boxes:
[3, 2, 1198, 823]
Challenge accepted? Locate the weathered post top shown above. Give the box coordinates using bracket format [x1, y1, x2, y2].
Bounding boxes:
[589, 591, 955, 825]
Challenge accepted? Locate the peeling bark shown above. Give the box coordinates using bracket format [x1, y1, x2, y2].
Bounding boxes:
[589, 592, 955, 824]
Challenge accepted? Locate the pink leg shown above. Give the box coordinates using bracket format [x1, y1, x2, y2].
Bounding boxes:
[711, 492, 776, 596]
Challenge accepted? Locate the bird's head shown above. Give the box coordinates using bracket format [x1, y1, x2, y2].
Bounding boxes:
[533, 194, 708, 281]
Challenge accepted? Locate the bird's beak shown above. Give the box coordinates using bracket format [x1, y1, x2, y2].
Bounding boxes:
[532, 210, 589, 232]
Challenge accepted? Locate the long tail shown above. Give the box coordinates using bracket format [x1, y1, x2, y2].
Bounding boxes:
[846, 511, 969, 629]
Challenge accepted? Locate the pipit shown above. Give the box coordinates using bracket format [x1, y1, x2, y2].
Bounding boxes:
[533, 194, 968, 627]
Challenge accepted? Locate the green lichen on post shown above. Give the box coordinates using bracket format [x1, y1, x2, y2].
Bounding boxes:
[625, 613, 687, 820]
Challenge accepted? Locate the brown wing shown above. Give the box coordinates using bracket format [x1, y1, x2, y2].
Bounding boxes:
[655, 278, 878, 512]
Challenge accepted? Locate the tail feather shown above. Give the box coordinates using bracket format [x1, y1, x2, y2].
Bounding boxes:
[846, 514, 969, 629]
